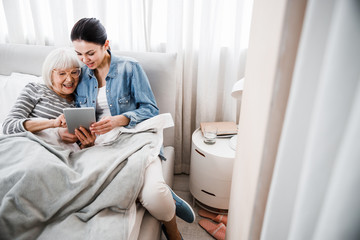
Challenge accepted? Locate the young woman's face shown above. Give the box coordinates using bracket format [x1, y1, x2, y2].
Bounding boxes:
[51, 67, 80, 99]
[72, 40, 108, 69]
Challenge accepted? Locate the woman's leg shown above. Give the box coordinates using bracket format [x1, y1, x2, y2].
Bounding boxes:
[138, 157, 175, 221]
[138, 157, 195, 239]
[138, 158, 181, 239]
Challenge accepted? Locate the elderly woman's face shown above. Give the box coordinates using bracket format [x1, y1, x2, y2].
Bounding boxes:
[51, 67, 81, 99]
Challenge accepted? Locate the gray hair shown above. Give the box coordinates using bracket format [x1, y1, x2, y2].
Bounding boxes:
[42, 47, 81, 89]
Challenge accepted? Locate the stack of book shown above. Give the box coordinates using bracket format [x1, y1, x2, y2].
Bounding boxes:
[200, 121, 238, 137]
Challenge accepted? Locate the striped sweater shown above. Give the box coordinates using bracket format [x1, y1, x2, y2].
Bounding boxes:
[2, 82, 75, 134]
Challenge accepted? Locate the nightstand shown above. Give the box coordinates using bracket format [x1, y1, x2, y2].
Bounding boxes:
[189, 128, 236, 212]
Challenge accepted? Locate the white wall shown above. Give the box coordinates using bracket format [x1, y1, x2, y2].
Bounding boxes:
[226, 0, 307, 239]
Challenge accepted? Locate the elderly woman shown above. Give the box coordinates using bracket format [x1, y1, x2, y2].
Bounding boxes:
[2, 47, 95, 148]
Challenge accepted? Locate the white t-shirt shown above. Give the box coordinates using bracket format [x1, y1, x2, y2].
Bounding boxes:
[96, 86, 111, 120]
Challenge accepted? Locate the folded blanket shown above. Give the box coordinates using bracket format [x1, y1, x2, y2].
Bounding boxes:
[0, 114, 173, 240]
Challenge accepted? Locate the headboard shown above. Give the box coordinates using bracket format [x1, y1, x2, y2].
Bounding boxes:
[0, 43, 177, 147]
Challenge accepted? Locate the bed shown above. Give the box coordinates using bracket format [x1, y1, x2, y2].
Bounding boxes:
[0, 43, 177, 239]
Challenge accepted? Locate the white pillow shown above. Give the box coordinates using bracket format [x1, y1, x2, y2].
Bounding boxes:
[0, 73, 43, 134]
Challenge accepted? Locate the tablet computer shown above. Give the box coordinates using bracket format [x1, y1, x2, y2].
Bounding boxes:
[63, 107, 96, 134]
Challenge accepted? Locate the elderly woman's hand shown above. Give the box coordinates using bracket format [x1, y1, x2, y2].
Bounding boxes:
[53, 114, 67, 128]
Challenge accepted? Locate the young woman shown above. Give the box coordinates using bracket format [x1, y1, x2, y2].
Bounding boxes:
[66, 18, 195, 240]
[2, 47, 96, 149]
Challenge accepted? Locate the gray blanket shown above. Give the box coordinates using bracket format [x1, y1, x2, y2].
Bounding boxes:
[0, 129, 159, 240]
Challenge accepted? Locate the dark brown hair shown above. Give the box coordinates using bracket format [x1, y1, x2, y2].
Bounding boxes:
[71, 18, 107, 45]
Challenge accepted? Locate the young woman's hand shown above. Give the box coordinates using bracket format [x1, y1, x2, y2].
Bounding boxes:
[89, 115, 129, 135]
[75, 127, 96, 149]
[58, 127, 78, 143]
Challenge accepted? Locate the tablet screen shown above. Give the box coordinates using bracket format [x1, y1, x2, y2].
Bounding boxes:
[63, 107, 96, 134]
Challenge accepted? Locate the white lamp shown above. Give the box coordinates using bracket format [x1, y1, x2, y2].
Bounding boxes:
[230, 78, 244, 150]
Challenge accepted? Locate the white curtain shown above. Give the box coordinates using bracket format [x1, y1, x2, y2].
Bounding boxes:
[261, 0, 360, 239]
[0, 0, 253, 173]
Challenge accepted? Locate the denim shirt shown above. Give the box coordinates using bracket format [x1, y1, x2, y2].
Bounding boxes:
[75, 51, 159, 128]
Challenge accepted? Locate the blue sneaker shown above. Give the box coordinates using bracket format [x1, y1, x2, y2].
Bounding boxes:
[169, 188, 196, 223]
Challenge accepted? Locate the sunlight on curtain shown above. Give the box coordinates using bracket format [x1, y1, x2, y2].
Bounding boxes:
[0, 0, 253, 173]
[28, 0, 53, 45]
[261, 0, 360, 239]
[164, 0, 253, 172]
[150, 0, 167, 51]
[0, 3, 8, 43]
